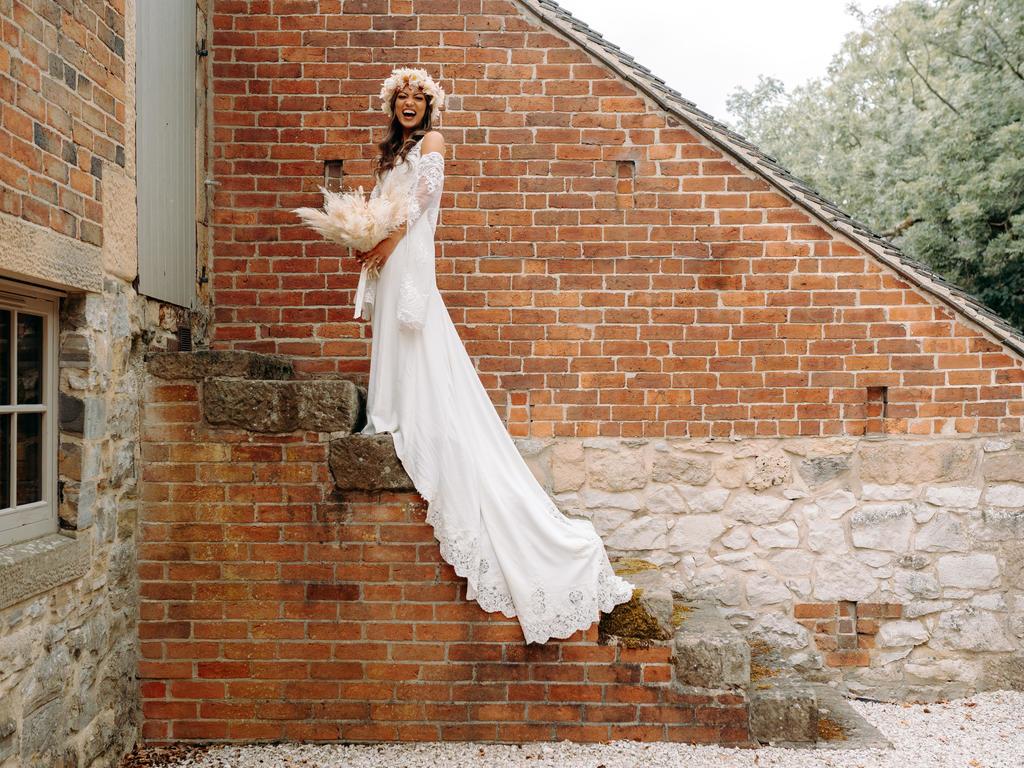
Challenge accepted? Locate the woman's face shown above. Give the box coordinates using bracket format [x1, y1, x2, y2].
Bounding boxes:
[395, 87, 427, 132]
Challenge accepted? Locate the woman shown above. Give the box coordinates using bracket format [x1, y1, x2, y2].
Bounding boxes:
[353, 67, 634, 644]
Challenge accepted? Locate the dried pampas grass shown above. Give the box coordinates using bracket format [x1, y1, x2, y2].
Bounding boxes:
[292, 175, 409, 277]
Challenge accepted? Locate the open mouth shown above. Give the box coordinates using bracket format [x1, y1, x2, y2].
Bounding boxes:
[402, 109, 417, 118]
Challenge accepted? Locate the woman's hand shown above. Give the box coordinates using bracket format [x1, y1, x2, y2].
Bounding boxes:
[361, 228, 403, 274]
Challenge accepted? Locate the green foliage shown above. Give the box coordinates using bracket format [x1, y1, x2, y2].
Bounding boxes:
[727, 0, 1024, 332]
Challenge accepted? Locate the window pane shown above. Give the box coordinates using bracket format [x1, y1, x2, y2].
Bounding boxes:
[0, 414, 9, 510]
[17, 313, 43, 405]
[16, 412, 42, 505]
[0, 309, 9, 404]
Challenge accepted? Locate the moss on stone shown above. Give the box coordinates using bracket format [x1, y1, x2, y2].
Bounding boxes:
[611, 558, 659, 576]
[598, 588, 669, 646]
[671, 603, 691, 628]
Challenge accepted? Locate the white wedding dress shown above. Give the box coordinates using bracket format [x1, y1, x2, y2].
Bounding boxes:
[353, 137, 634, 644]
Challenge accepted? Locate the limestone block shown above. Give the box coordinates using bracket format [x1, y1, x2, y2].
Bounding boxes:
[604, 516, 669, 550]
[894, 570, 941, 600]
[679, 486, 730, 514]
[204, 378, 362, 433]
[651, 446, 713, 485]
[877, 620, 929, 647]
[936, 554, 999, 589]
[714, 457, 747, 488]
[916, 513, 969, 552]
[984, 483, 1024, 508]
[747, 453, 790, 491]
[667, 515, 725, 553]
[933, 607, 1015, 651]
[721, 527, 751, 550]
[749, 613, 810, 651]
[857, 442, 976, 485]
[982, 451, 1024, 482]
[585, 445, 646, 491]
[746, 572, 791, 606]
[806, 505, 847, 553]
[816, 489, 857, 518]
[752, 521, 799, 549]
[645, 484, 687, 515]
[812, 556, 878, 602]
[969, 507, 1024, 542]
[924, 485, 982, 508]
[902, 600, 953, 618]
[591, 508, 633, 537]
[797, 455, 849, 488]
[550, 441, 585, 492]
[580, 488, 643, 511]
[328, 434, 414, 492]
[861, 483, 917, 501]
[729, 493, 792, 525]
[1004, 543, 1024, 589]
[851, 503, 915, 552]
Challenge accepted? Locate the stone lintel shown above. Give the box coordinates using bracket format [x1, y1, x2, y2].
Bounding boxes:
[146, 350, 294, 381]
[329, 434, 415, 492]
[0, 210, 102, 293]
[0, 532, 90, 611]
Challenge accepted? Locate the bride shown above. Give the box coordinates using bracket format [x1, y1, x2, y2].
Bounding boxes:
[353, 67, 634, 644]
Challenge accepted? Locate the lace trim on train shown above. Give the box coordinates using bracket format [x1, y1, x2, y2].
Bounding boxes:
[423, 495, 635, 645]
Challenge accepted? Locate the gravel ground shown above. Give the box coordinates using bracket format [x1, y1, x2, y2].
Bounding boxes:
[156, 690, 1024, 768]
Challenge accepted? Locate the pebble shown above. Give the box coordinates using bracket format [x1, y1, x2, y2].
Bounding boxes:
[170, 690, 1024, 768]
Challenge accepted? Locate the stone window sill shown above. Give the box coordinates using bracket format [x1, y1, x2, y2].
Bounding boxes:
[0, 531, 90, 612]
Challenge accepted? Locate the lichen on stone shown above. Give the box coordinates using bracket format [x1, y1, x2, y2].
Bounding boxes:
[817, 716, 846, 741]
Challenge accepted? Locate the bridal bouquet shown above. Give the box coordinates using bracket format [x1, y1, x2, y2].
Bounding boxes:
[291, 177, 408, 278]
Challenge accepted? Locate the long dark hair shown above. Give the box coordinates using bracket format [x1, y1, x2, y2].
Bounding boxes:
[373, 90, 436, 180]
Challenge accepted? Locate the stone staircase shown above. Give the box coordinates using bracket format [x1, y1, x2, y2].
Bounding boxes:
[141, 350, 890, 748]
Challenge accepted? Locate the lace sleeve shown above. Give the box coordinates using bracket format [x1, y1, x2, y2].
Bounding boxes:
[396, 151, 444, 332]
[406, 151, 445, 228]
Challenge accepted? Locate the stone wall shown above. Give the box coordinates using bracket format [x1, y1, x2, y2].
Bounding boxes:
[0, 1, 194, 766]
[517, 433, 1024, 700]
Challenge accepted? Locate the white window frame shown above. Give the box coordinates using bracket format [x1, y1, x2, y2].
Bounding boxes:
[0, 278, 60, 548]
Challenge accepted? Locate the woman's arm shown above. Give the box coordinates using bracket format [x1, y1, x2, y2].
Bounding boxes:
[362, 131, 445, 273]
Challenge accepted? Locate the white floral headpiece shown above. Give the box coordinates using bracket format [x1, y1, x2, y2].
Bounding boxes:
[379, 67, 446, 117]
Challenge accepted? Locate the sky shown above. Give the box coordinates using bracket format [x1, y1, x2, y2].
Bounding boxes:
[553, 0, 895, 126]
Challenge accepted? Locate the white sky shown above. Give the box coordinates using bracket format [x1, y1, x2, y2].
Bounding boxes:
[553, 0, 894, 125]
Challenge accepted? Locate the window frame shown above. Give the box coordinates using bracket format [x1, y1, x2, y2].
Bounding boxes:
[0, 278, 61, 548]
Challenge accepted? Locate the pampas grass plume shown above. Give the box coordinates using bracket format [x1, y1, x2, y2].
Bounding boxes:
[291, 177, 409, 277]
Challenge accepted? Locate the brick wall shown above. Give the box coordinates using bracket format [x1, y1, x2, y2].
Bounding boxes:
[138, 368, 750, 745]
[0, 0, 126, 244]
[206, 0, 1024, 438]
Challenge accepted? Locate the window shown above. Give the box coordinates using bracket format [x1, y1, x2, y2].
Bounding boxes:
[0, 280, 59, 547]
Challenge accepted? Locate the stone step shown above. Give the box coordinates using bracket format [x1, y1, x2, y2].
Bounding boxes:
[747, 675, 819, 744]
[330, 433, 414, 492]
[203, 377, 365, 434]
[146, 349, 295, 381]
[673, 601, 751, 690]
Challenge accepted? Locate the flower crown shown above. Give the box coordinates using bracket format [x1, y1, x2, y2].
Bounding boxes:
[379, 67, 446, 117]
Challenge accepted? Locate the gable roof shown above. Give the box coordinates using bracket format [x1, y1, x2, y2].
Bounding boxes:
[519, 0, 1024, 360]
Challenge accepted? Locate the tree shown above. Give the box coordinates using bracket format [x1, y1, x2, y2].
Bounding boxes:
[726, 0, 1024, 332]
